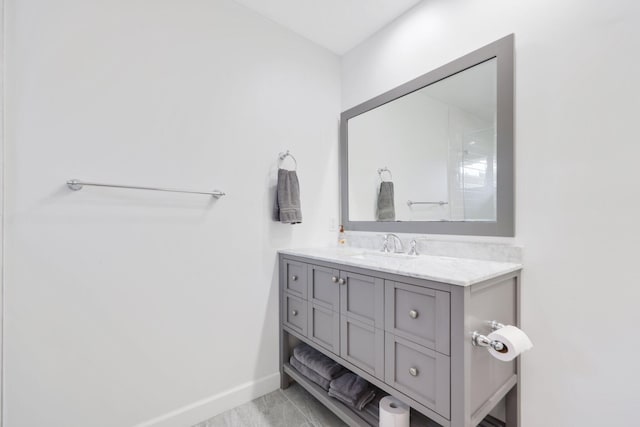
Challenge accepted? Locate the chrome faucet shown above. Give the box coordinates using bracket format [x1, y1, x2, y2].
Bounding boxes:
[382, 234, 404, 253]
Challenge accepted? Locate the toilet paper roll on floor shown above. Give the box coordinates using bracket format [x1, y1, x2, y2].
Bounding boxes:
[487, 325, 533, 362]
[379, 396, 410, 427]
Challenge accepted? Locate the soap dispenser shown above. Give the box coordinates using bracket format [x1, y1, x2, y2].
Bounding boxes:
[338, 225, 347, 246]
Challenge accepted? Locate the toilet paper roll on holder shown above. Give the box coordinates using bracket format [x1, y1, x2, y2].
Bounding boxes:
[472, 321, 506, 351]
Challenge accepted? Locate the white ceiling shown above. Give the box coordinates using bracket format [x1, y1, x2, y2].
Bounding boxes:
[232, 0, 423, 54]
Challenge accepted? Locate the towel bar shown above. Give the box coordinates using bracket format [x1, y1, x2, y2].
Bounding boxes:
[407, 200, 448, 206]
[66, 179, 225, 197]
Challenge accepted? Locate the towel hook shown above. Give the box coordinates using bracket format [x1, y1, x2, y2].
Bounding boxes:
[378, 167, 392, 182]
[279, 150, 298, 171]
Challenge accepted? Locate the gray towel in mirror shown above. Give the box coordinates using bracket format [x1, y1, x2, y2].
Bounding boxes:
[275, 168, 302, 224]
[289, 356, 331, 391]
[376, 181, 395, 221]
[292, 343, 345, 381]
[328, 372, 376, 411]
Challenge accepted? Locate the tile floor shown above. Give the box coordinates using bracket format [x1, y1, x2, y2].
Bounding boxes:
[191, 384, 504, 427]
[192, 383, 347, 427]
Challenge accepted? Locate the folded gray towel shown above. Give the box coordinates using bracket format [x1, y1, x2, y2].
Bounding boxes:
[293, 343, 345, 381]
[290, 356, 331, 391]
[328, 373, 376, 411]
[376, 181, 395, 221]
[363, 393, 386, 420]
[275, 169, 302, 224]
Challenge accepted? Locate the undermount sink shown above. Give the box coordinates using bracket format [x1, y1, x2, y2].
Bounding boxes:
[347, 251, 417, 261]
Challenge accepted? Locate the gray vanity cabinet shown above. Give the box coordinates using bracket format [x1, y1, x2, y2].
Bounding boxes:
[280, 253, 521, 427]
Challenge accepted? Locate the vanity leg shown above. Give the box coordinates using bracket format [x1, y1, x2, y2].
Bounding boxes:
[505, 385, 518, 427]
[280, 328, 292, 389]
[281, 370, 292, 389]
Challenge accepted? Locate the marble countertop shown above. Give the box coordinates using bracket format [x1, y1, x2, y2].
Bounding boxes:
[279, 247, 522, 287]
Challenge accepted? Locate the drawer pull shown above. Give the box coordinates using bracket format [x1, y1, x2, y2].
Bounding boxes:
[338, 278, 346, 285]
[291, 275, 298, 281]
[291, 310, 298, 316]
[331, 276, 338, 283]
[409, 367, 419, 377]
[409, 310, 419, 319]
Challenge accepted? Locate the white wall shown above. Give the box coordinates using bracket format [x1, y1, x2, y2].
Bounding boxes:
[0, 0, 4, 421]
[4, 1, 340, 426]
[342, 1, 640, 426]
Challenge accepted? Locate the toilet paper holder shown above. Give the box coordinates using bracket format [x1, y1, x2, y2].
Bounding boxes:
[472, 321, 506, 351]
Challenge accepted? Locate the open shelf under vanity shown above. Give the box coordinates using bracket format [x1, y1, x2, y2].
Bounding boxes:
[283, 362, 440, 427]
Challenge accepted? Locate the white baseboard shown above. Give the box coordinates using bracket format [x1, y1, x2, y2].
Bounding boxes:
[133, 372, 281, 427]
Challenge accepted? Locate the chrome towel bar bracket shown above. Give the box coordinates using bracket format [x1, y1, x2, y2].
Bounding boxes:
[66, 179, 226, 198]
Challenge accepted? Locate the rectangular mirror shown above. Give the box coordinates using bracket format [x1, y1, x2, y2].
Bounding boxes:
[340, 35, 514, 236]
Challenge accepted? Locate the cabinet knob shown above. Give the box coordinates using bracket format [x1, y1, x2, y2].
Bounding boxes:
[291, 275, 298, 281]
[338, 278, 346, 285]
[291, 310, 298, 316]
[409, 367, 419, 377]
[409, 310, 419, 319]
[331, 276, 338, 283]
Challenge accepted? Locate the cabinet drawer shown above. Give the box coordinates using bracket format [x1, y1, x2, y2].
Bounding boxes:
[308, 303, 340, 354]
[308, 264, 340, 311]
[340, 316, 384, 379]
[283, 260, 308, 298]
[282, 293, 307, 336]
[385, 281, 450, 355]
[385, 333, 450, 419]
[340, 272, 384, 328]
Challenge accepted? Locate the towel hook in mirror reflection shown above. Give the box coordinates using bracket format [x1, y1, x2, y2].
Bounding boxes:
[278, 150, 297, 170]
[378, 167, 393, 182]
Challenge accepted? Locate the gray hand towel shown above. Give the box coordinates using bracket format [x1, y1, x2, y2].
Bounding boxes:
[289, 356, 331, 391]
[293, 343, 345, 381]
[328, 373, 376, 411]
[274, 168, 302, 224]
[376, 181, 395, 221]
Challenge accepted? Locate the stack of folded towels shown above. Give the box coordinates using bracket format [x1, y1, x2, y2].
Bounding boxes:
[289, 343, 346, 391]
[290, 343, 376, 411]
[328, 372, 376, 411]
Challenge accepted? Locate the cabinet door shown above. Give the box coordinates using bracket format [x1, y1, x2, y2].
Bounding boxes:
[308, 264, 340, 312]
[339, 272, 384, 328]
[308, 303, 340, 354]
[385, 333, 450, 419]
[283, 260, 308, 299]
[385, 281, 450, 355]
[340, 316, 384, 379]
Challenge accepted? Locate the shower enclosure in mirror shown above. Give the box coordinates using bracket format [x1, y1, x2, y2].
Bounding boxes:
[340, 35, 514, 236]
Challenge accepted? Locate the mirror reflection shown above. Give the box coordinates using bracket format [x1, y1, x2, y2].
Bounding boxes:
[347, 58, 497, 222]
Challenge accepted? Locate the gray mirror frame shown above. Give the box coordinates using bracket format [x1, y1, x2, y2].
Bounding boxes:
[340, 34, 514, 237]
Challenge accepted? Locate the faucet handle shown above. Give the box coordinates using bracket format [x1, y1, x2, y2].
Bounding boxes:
[408, 239, 419, 256]
[381, 234, 392, 253]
